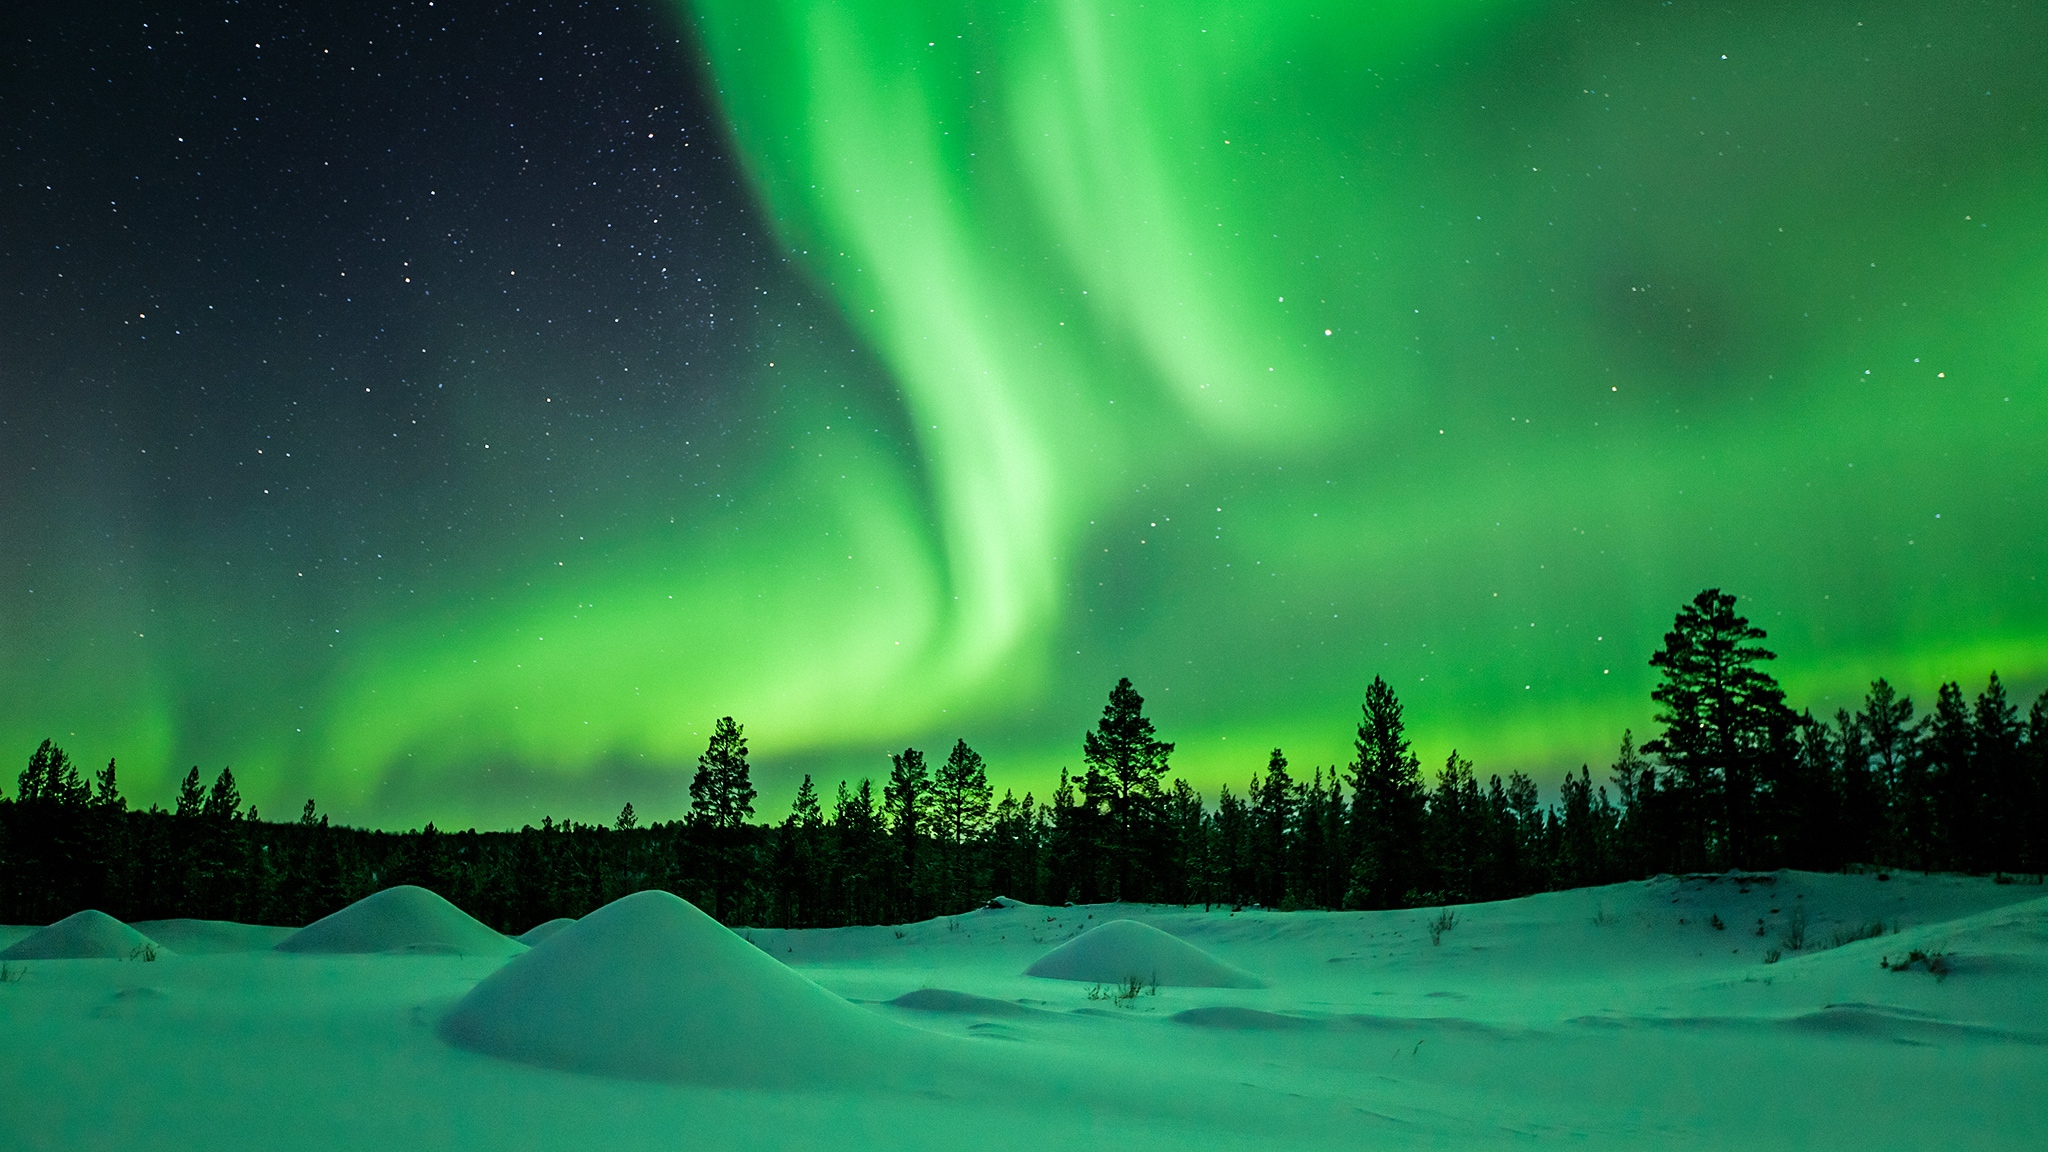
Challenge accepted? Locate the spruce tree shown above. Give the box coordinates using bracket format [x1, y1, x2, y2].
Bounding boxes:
[1250, 750, 1294, 908]
[831, 778, 885, 924]
[175, 767, 207, 819]
[2026, 691, 2048, 875]
[93, 759, 124, 811]
[1345, 676, 1426, 909]
[1971, 674, 2024, 873]
[1926, 681, 1977, 872]
[931, 740, 992, 912]
[1082, 678, 1174, 902]
[1858, 679, 1926, 868]
[615, 802, 638, 831]
[883, 747, 929, 919]
[1428, 752, 1482, 901]
[205, 768, 243, 821]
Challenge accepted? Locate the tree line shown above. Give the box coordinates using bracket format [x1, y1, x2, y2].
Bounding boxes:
[1, 589, 2043, 932]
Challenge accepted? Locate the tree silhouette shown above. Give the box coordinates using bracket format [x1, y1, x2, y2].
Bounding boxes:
[1642, 588, 1793, 869]
[1083, 678, 1174, 901]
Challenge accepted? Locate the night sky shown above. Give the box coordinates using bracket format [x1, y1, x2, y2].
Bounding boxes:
[4, 0, 2044, 828]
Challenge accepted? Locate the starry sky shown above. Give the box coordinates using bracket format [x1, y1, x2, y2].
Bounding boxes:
[3, 0, 2043, 828]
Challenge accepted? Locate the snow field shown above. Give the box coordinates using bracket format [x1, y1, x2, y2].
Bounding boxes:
[0, 871, 2041, 1150]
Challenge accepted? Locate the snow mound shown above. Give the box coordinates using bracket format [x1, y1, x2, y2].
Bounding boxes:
[132, 918, 295, 954]
[0, 910, 168, 961]
[1025, 919, 1263, 988]
[439, 889, 902, 1085]
[888, 988, 1033, 1017]
[274, 886, 521, 956]
[515, 917, 575, 946]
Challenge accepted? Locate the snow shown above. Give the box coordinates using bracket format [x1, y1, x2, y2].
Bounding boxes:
[1, 871, 2043, 1150]
[440, 890, 913, 1086]
[133, 918, 296, 954]
[0, 909, 168, 961]
[1023, 917, 1263, 987]
[274, 885, 524, 957]
[513, 917, 575, 946]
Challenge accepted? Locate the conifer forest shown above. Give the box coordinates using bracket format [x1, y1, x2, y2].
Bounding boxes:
[4, 590, 2043, 932]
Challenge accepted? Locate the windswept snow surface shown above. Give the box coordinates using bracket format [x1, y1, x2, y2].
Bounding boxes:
[1023, 918, 1263, 987]
[2, 871, 2045, 1150]
[274, 885, 523, 957]
[0, 909, 165, 961]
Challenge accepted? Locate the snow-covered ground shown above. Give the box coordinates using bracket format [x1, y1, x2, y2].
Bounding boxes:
[2, 871, 2042, 1150]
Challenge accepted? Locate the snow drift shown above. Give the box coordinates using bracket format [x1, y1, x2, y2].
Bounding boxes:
[133, 918, 295, 954]
[274, 886, 522, 956]
[439, 889, 906, 1086]
[0, 910, 169, 961]
[1025, 919, 1263, 988]
[514, 917, 575, 946]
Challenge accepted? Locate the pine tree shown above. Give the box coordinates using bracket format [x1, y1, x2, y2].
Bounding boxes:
[1428, 752, 1483, 901]
[831, 778, 886, 924]
[1858, 678, 1926, 868]
[774, 775, 827, 927]
[931, 740, 992, 911]
[1082, 678, 1174, 901]
[2025, 691, 2048, 875]
[17, 740, 88, 807]
[1214, 782, 1253, 907]
[1160, 777, 1207, 907]
[205, 768, 243, 821]
[689, 718, 757, 831]
[175, 767, 207, 819]
[1250, 750, 1294, 908]
[1641, 589, 1793, 869]
[615, 802, 638, 831]
[1345, 676, 1426, 909]
[1926, 681, 1977, 872]
[883, 747, 928, 920]
[93, 759, 125, 811]
[1831, 709, 1885, 868]
[1971, 674, 2024, 873]
[988, 788, 1043, 904]
[687, 717, 757, 921]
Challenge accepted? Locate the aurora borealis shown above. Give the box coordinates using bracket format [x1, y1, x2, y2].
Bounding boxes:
[3, 0, 2043, 827]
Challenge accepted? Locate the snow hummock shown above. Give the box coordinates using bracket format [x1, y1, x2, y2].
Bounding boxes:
[133, 918, 296, 954]
[0, 909, 168, 961]
[1025, 918, 1263, 988]
[514, 917, 575, 946]
[439, 889, 903, 1086]
[274, 886, 522, 957]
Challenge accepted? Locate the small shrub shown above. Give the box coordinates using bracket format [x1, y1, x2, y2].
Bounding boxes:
[1778, 907, 1807, 952]
[893, 929, 907, 940]
[1591, 903, 1615, 927]
[1882, 949, 1950, 980]
[1763, 948, 1781, 964]
[128, 944, 158, 963]
[1829, 921, 1890, 948]
[1709, 914, 1726, 931]
[1428, 907, 1458, 946]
